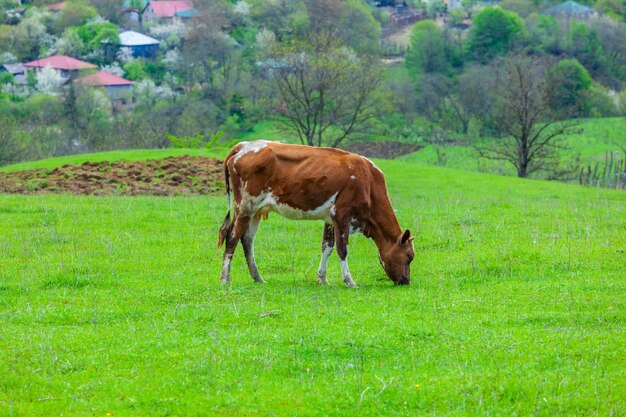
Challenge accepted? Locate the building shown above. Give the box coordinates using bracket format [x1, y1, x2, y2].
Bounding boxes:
[75, 71, 134, 103]
[24, 55, 97, 79]
[118, 31, 160, 58]
[0, 63, 27, 85]
[142, 1, 196, 23]
[543, 1, 597, 20]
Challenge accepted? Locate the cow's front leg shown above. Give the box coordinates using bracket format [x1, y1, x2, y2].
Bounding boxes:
[219, 214, 250, 285]
[334, 223, 358, 288]
[241, 216, 265, 283]
[317, 223, 334, 284]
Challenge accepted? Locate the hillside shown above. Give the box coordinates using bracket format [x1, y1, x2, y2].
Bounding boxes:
[1, 150, 624, 415]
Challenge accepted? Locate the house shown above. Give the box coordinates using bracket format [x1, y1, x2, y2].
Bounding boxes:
[118, 31, 160, 58]
[543, 1, 597, 20]
[0, 63, 27, 85]
[75, 71, 134, 103]
[24, 55, 97, 79]
[142, 1, 196, 24]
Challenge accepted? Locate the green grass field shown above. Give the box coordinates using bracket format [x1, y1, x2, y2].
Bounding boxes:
[1, 152, 625, 416]
[399, 118, 626, 177]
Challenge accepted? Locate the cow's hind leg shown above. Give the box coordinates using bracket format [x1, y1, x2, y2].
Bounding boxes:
[241, 216, 265, 283]
[219, 214, 251, 285]
[334, 223, 358, 288]
[316, 223, 334, 285]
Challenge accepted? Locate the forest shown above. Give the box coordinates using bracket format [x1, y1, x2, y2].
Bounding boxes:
[1, 0, 626, 179]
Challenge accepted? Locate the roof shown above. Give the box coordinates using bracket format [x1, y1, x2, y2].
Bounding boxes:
[147, 1, 194, 18]
[544, 1, 595, 15]
[1, 63, 26, 75]
[75, 71, 134, 87]
[47, 2, 66, 11]
[118, 31, 160, 46]
[24, 55, 97, 71]
[174, 8, 197, 17]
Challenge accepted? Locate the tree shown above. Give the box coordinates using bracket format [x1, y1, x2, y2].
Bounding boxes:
[548, 58, 592, 117]
[447, 64, 495, 134]
[467, 7, 527, 64]
[265, 34, 388, 147]
[51, 0, 98, 35]
[36, 66, 65, 95]
[476, 54, 577, 179]
[0, 116, 29, 166]
[405, 20, 449, 78]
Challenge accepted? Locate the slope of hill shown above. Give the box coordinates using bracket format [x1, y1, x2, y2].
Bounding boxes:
[0, 151, 624, 416]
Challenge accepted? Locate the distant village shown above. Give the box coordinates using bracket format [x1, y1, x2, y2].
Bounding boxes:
[1, 0, 600, 108]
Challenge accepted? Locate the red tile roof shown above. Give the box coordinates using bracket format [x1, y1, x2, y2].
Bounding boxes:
[148, 1, 194, 17]
[48, 2, 66, 11]
[76, 71, 134, 87]
[24, 55, 97, 71]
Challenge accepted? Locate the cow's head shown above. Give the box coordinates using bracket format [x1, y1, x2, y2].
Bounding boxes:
[379, 229, 414, 285]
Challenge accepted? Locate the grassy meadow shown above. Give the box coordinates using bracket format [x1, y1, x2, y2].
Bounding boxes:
[1, 152, 625, 416]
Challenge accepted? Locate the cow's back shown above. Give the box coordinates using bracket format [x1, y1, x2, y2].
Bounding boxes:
[226, 141, 375, 216]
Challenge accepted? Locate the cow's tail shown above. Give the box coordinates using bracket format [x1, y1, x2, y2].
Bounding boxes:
[217, 159, 232, 249]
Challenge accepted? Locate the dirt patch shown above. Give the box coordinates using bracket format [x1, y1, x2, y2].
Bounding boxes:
[341, 141, 422, 159]
[0, 155, 225, 196]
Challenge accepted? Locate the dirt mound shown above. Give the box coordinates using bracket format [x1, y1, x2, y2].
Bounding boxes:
[341, 141, 422, 159]
[0, 155, 225, 196]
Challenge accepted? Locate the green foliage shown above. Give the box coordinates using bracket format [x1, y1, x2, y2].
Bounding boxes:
[549, 58, 593, 117]
[406, 20, 449, 78]
[566, 21, 601, 75]
[0, 71, 14, 85]
[72, 21, 120, 49]
[166, 131, 238, 149]
[468, 7, 527, 63]
[526, 13, 561, 54]
[166, 132, 205, 148]
[0, 155, 624, 415]
[339, 0, 381, 54]
[52, 0, 99, 34]
[123, 60, 147, 81]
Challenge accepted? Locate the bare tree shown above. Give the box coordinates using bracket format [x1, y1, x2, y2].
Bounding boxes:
[476, 54, 578, 179]
[265, 34, 388, 147]
[0, 116, 29, 166]
[447, 65, 494, 135]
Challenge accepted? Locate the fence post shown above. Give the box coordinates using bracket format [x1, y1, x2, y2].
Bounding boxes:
[608, 152, 614, 188]
[601, 152, 608, 187]
[579, 167, 584, 185]
[615, 156, 621, 189]
[592, 162, 599, 186]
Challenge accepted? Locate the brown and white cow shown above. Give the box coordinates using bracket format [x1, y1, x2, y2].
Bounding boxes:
[217, 140, 414, 287]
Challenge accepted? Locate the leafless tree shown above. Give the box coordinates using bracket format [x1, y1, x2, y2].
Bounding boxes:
[264, 34, 388, 148]
[476, 54, 579, 179]
[447, 65, 494, 135]
[0, 117, 29, 166]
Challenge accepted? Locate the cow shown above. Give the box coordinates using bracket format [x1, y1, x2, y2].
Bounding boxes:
[217, 140, 414, 287]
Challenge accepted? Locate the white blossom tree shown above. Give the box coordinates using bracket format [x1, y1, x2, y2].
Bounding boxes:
[36, 66, 65, 95]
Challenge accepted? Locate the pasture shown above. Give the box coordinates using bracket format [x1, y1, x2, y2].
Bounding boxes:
[0, 154, 624, 416]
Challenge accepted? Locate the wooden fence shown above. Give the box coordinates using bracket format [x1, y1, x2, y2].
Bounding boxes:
[579, 152, 626, 190]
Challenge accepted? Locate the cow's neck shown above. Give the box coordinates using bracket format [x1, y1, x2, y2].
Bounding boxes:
[363, 194, 402, 253]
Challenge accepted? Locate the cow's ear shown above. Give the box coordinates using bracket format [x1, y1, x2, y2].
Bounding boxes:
[401, 229, 411, 245]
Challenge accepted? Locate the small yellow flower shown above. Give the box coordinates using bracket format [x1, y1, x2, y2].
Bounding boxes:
[414, 384, 421, 389]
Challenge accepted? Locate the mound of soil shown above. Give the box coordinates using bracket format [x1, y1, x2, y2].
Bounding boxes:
[0, 156, 225, 196]
[341, 141, 422, 159]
